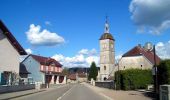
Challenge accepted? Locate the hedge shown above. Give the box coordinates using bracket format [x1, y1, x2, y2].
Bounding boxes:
[158, 60, 170, 85]
[115, 69, 153, 90]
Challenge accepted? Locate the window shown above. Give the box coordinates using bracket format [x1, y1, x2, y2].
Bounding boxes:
[103, 43, 107, 49]
[124, 66, 125, 69]
[141, 65, 143, 69]
[111, 44, 113, 49]
[104, 66, 106, 70]
[104, 77, 107, 81]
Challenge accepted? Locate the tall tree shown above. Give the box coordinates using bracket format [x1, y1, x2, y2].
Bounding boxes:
[88, 62, 98, 81]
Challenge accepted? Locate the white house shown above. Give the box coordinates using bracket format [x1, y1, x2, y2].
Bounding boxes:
[0, 20, 27, 85]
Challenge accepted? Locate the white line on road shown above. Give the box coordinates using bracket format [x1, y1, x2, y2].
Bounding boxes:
[99, 93, 114, 100]
[82, 83, 114, 100]
[57, 84, 76, 100]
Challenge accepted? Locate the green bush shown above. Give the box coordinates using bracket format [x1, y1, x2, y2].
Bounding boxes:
[158, 60, 170, 85]
[115, 69, 153, 90]
[88, 62, 98, 81]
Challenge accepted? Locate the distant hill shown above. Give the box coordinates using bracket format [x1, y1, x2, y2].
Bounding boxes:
[68, 67, 100, 74]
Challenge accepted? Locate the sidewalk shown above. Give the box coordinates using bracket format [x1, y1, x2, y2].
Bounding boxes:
[0, 84, 68, 100]
[0, 89, 46, 100]
[83, 83, 154, 100]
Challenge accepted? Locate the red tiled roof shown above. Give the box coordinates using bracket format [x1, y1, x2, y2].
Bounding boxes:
[122, 46, 161, 65]
[68, 74, 76, 80]
[0, 20, 27, 55]
[30, 54, 62, 67]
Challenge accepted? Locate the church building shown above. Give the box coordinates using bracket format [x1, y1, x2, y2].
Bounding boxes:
[98, 18, 115, 81]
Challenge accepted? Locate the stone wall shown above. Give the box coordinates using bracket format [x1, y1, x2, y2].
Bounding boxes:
[95, 81, 114, 89]
[0, 84, 35, 94]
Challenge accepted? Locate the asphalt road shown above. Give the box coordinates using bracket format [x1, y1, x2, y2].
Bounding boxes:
[11, 84, 74, 100]
[11, 83, 107, 100]
[60, 83, 107, 100]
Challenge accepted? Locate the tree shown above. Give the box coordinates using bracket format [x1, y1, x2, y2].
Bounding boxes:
[88, 62, 98, 81]
[158, 60, 170, 85]
[62, 67, 69, 75]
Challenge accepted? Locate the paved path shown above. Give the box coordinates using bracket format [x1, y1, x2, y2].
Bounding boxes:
[60, 83, 108, 100]
[84, 83, 154, 100]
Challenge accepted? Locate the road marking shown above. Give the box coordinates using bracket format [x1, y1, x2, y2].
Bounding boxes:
[57, 84, 76, 100]
[99, 93, 114, 100]
[83, 83, 114, 100]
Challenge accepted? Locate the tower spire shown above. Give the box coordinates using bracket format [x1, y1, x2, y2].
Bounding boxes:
[105, 16, 109, 33]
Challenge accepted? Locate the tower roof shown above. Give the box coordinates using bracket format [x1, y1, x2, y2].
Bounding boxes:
[100, 33, 115, 40]
[100, 16, 115, 41]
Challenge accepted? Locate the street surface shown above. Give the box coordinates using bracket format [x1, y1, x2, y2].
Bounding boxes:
[11, 84, 73, 100]
[60, 83, 107, 100]
[9, 83, 107, 100]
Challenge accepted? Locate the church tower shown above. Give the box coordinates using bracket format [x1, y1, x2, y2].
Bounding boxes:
[99, 17, 115, 81]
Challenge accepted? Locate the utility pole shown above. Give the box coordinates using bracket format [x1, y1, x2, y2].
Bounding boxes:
[117, 59, 120, 90]
[153, 45, 158, 96]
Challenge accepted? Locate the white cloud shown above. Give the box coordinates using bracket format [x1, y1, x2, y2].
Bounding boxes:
[45, 21, 51, 26]
[78, 48, 97, 55]
[52, 49, 99, 67]
[156, 40, 170, 59]
[85, 56, 99, 65]
[25, 48, 33, 54]
[26, 24, 65, 46]
[129, 0, 170, 34]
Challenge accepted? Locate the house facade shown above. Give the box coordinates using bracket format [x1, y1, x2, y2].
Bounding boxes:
[118, 44, 161, 70]
[0, 20, 27, 85]
[21, 54, 66, 85]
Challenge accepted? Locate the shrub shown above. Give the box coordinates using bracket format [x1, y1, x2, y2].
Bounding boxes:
[158, 60, 170, 85]
[115, 69, 153, 90]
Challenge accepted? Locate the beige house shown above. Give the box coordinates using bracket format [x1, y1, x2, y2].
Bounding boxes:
[0, 20, 27, 85]
[118, 44, 161, 70]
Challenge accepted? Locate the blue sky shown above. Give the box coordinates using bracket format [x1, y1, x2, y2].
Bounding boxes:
[0, 0, 170, 67]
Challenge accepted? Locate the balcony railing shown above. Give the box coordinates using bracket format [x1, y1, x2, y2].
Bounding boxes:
[40, 65, 62, 73]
